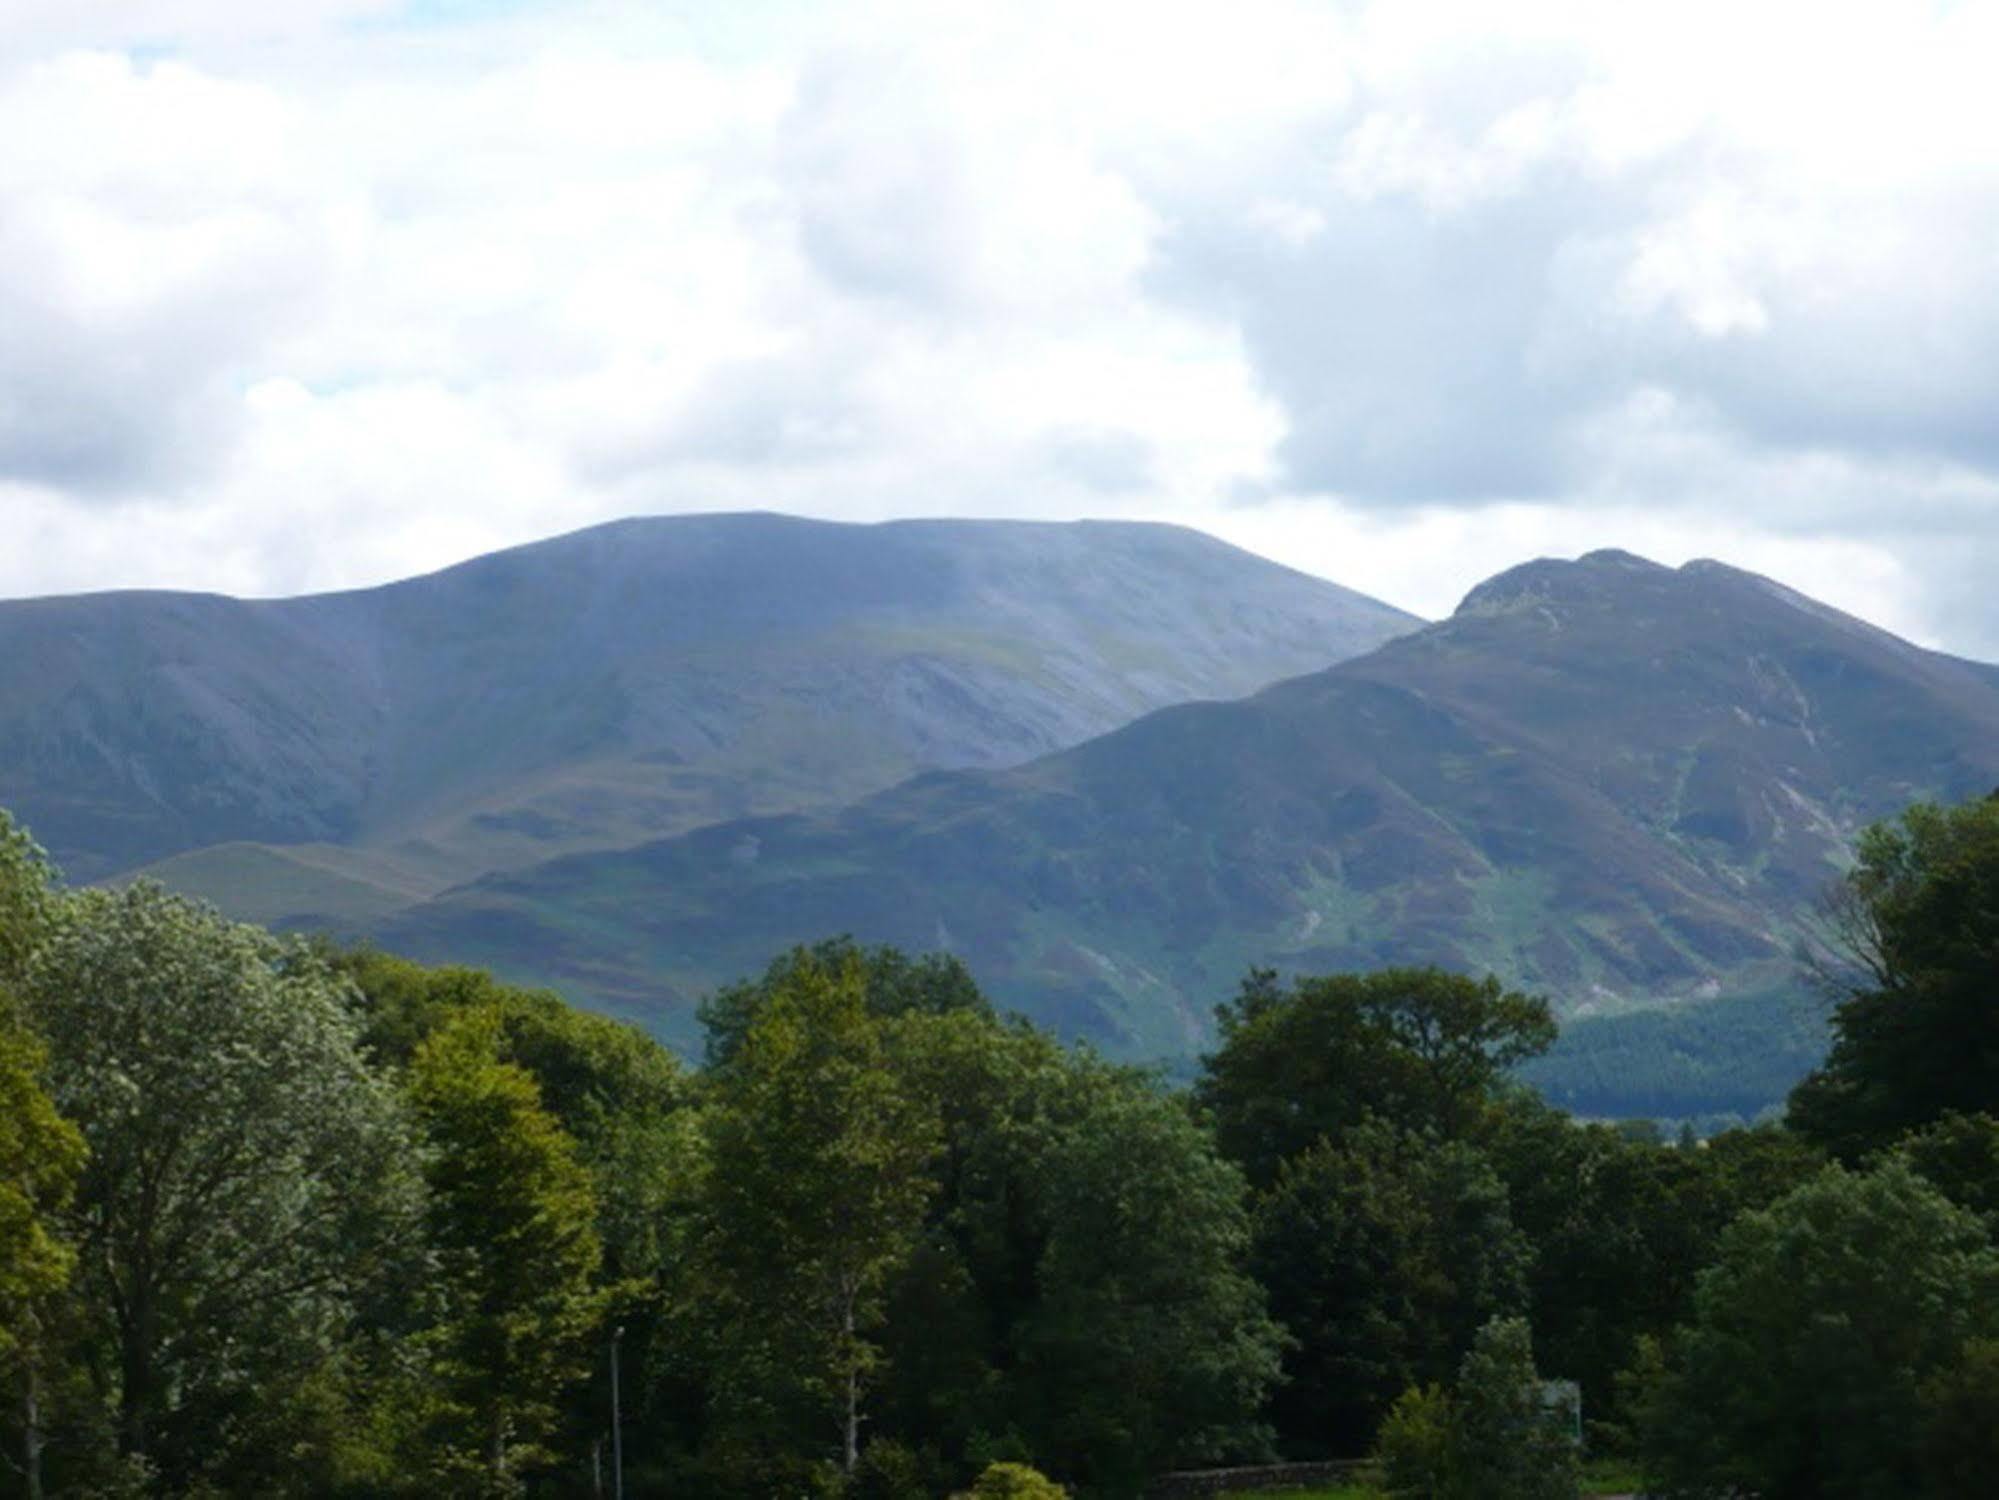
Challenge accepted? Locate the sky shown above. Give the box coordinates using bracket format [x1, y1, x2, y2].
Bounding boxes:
[4, 0, 1999, 653]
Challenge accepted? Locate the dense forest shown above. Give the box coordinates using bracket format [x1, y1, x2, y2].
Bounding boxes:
[4, 792, 1998, 1498]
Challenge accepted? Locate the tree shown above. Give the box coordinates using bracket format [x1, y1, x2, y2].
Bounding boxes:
[1451, 1318, 1577, 1500]
[1918, 1337, 1999, 1500]
[1008, 1056, 1285, 1491]
[407, 1006, 606, 1490]
[22, 882, 418, 1490]
[1198, 967, 1556, 1186]
[699, 953, 941, 1482]
[0, 993, 85, 1500]
[1889, 1110, 1999, 1231]
[1791, 793, 1999, 1157]
[0, 1000, 81, 1348]
[0, 811, 61, 988]
[336, 949, 691, 1280]
[1635, 1160, 1999, 1500]
[700, 937, 992, 1069]
[1253, 1119, 1529, 1455]
[1485, 1102, 1824, 1430]
[867, 1008, 1284, 1493]
[1374, 1319, 1576, 1500]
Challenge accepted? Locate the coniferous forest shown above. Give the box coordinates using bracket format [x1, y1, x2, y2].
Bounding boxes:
[4, 792, 1999, 1499]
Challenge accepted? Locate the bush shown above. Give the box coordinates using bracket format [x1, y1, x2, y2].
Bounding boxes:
[1373, 1320, 1576, 1500]
[853, 1438, 940, 1500]
[1454, 1318, 1577, 1500]
[1376, 1383, 1456, 1499]
[962, 1460, 1069, 1498]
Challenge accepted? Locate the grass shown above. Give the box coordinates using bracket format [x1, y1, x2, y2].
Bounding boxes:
[1216, 1455, 1646, 1498]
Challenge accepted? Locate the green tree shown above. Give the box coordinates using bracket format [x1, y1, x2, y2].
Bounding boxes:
[1198, 967, 1556, 1186]
[1635, 1160, 1999, 1500]
[866, 1009, 1283, 1492]
[1891, 1110, 1999, 1229]
[336, 949, 692, 1277]
[1009, 1056, 1284, 1491]
[1791, 793, 1999, 1157]
[1375, 1320, 1576, 1500]
[333, 946, 706, 1486]
[1253, 1119, 1529, 1455]
[0, 993, 86, 1500]
[1486, 1103, 1823, 1430]
[22, 882, 418, 1490]
[407, 1006, 606, 1490]
[700, 937, 992, 1069]
[0, 811, 61, 987]
[699, 953, 941, 1481]
[1451, 1318, 1577, 1500]
[1918, 1337, 1999, 1500]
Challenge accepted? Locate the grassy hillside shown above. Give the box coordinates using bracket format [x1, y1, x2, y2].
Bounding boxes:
[0, 512, 1416, 913]
[378, 550, 1999, 1060]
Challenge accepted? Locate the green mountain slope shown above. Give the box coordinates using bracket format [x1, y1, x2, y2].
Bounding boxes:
[377, 550, 1999, 1057]
[0, 512, 1417, 908]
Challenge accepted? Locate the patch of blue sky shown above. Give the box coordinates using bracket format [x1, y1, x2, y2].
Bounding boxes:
[393, 0, 546, 25]
[355, 0, 825, 60]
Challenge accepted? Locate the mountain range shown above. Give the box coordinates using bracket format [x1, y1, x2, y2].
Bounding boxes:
[0, 512, 1415, 925]
[371, 549, 1999, 1058]
[11, 515, 1998, 1096]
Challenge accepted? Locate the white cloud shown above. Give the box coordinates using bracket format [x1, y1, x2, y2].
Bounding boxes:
[0, 0, 1996, 659]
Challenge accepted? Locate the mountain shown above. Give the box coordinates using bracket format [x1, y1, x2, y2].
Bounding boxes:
[0, 512, 1417, 917]
[376, 550, 1999, 1057]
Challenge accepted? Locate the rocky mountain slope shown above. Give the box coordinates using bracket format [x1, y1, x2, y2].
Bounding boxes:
[0, 512, 1416, 919]
[376, 551, 1999, 1056]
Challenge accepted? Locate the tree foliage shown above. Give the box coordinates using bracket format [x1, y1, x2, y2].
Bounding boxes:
[1791, 793, 1999, 1157]
[0, 810, 61, 988]
[1374, 1319, 1577, 1500]
[1253, 1119, 1529, 1454]
[407, 1006, 606, 1489]
[22, 882, 419, 1490]
[1198, 966, 1555, 1186]
[698, 952, 941, 1481]
[1451, 1318, 1577, 1500]
[699, 935, 992, 1069]
[0, 997, 83, 1351]
[1635, 1160, 1999, 1500]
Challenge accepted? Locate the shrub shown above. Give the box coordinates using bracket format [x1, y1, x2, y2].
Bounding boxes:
[1376, 1383, 1456, 1499]
[963, 1460, 1069, 1498]
[1374, 1319, 1577, 1500]
[1453, 1318, 1577, 1500]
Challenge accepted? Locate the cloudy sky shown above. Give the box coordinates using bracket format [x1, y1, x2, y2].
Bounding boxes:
[5, 0, 1998, 652]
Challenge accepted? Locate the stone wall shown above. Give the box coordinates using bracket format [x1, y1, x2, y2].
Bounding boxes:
[1144, 1459, 1369, 1497]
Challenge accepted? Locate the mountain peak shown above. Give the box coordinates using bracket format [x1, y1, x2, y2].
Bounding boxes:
[1452, 548, 1670, 619]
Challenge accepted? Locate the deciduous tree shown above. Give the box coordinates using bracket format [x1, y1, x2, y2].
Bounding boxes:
[23, 883, 417, 1489]
[407, 1006, 605, 1489]
[1791, 793, 1999, 1157]
[699, 953, 940, 1480]
[1635, 1160, 1999, 1500]
[1198, 966, 1555, 1186]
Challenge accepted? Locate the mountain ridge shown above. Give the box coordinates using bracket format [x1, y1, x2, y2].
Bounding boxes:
[372, 549, 1999, 1056]
[0, 511, 1418, 906]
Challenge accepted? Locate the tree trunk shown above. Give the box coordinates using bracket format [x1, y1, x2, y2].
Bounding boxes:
[842, 1294, 860, 1475]
[118, 1288, 155, 1462]
[22, 1345, 45, 1500]
[489, 1405, 507, 1482]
